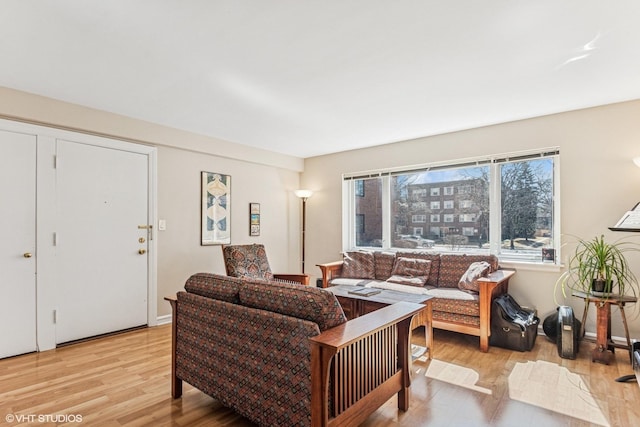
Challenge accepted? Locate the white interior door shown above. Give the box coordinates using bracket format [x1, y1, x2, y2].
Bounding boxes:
[55, 140, 149, 343]
[0, 130, 37, 358]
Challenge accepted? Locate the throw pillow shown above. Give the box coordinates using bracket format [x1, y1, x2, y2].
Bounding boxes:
[458, 261, 491, 293]
[341, 251, 375, 279]
[373, 251, 396, 280]
[387, 257, 431, 287]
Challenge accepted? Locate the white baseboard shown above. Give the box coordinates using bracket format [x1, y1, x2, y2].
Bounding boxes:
[539, 325, 629, 346]
[156, 314, 172, 325]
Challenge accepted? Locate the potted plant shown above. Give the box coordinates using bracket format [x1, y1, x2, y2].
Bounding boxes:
[556, 234, 639, 298]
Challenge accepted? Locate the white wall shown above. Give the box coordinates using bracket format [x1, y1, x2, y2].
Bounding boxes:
[156, 146, 301, 316]
[302, 100, 640, 339]
[0, 86, 304, 320]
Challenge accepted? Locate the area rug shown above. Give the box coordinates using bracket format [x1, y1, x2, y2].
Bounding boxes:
[424, 359, 492, 395]
[508, 360, 609, 426]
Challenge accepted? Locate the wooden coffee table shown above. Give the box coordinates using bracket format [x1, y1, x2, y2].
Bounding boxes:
[326, 284, 434, 359]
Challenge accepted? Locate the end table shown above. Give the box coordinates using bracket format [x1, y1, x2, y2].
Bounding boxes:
[572, 291, 637, 364]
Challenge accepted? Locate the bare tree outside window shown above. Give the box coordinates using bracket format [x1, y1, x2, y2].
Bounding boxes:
[500, 158, 554, 256]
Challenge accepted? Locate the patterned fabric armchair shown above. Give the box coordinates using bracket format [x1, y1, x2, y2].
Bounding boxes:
[222, 243, 310, 285]
[166, 273, 424, 427]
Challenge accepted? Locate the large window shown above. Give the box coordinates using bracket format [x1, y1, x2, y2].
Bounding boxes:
[343, 149, 559, 263]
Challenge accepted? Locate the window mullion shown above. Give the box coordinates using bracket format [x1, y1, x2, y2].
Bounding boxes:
[342, 180, 353, 250]
[489, 163, 502, 255]
[382, 175, 391, 249]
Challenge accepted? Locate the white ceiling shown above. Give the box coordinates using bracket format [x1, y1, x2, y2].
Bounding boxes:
[2, 1, 640, 158]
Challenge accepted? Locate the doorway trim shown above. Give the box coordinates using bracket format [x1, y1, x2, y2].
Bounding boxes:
[0, 118, 157, 352]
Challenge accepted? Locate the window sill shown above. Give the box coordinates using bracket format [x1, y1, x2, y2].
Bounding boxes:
[499, 260, 563, 273]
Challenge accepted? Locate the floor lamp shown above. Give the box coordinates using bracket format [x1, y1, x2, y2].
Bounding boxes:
[295, 190, 313, 274]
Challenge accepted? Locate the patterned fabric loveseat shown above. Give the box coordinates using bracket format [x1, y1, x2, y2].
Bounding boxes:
[318, 251, 515, 352]
[166, 272, 425, 427]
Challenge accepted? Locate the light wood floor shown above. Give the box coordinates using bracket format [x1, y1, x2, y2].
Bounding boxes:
[1, 324, 638, 427]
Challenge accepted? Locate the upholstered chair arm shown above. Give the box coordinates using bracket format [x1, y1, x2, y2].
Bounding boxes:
[316, 261, 344, 288]
[476, 269, 515, 352]
[309, 302, 425, 427]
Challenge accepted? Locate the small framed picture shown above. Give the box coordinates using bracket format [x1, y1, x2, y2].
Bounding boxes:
[542, 248, 555, 263]
[250, 203, 260, 236]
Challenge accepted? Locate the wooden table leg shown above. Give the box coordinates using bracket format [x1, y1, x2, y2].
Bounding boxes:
[592, 301, 613, 365]
[425, 300, 433, 360]
[619, 302, 632, 363]
[410, 301, 433, 360]
[580, 298, 589, 338]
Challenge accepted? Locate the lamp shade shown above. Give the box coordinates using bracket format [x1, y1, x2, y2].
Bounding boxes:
[634, 157, 640, 168]
[295, 189, 313, 199]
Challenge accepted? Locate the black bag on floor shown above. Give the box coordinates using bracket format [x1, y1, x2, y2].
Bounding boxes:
[556, 305, 580, 359]
[490, 294, 539, 352]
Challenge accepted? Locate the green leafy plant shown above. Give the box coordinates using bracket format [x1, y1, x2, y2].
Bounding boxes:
[556, 234, 639, 299]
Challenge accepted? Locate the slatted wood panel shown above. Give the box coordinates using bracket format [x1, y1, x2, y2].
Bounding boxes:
[331, 325, 397, 415]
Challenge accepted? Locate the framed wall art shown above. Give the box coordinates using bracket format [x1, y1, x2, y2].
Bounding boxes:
[250, 203, 260, 236]
[201, 171, 231, 245]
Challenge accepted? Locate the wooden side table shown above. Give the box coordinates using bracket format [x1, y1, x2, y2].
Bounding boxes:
[572, 291, 637, 364]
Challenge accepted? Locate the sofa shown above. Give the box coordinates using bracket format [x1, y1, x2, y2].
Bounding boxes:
[317, 251, 515, 352]
[166, 272, 425, 427]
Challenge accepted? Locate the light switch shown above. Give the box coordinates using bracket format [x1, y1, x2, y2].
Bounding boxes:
[158, 219, 167, 231]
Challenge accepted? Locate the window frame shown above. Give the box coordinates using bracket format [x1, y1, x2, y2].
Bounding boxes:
[459, 199, 473, 209]
[462, 227, 475, 236]
[459, 213, 476, 222]
[412, 214, 427, 223]
[342, 148, 560, 264]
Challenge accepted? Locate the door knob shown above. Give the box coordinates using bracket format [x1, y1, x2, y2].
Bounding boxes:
[138, 249, 146, 255]
[23, 252, 33, 258]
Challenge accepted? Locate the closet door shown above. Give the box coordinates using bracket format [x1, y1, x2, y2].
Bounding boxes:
[0, 130, 37, 358]
[54, 140, 149, 343]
